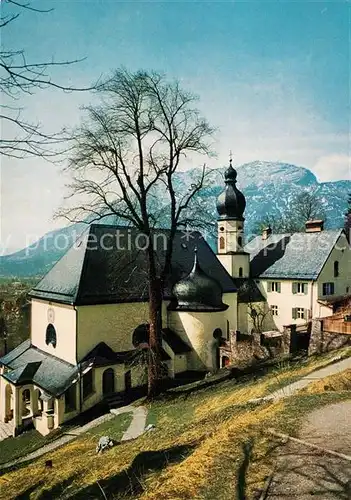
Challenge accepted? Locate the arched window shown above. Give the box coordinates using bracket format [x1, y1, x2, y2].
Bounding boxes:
[213, 328, 222, 340]
[132, 324, 149, 347]
[219, 236, 225, 250]
[334, 261, 339, 277]
[239, 267, 243, 277]
[45, 324, 57, 348]
[238, 236, 243, 247]
[22, 389, 30, 403]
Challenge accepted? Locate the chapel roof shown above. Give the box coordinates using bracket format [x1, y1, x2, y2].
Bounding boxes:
[0, 341, 78, 396]
[30, 225, 237, 306]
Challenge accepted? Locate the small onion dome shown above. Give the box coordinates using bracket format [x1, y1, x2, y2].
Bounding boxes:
[170, 249, 228, 312]
[216, 160, 246, 220]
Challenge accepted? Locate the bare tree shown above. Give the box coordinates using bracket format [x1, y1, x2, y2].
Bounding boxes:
[1, 0, 91, 158]
[59, 69, 214, 396]
[254, 190, 326, 234]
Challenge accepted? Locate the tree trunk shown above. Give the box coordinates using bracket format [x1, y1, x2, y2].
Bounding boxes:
[146, 243, 163, 398]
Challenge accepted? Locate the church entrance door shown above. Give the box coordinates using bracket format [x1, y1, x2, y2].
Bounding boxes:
[102, 368, 115, 395]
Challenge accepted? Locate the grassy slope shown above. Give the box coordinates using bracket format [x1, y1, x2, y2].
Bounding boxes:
[0, 349, 350, 500]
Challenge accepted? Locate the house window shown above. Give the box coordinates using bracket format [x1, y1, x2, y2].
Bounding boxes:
[334, 261, 339, 278]
[292, 307, 306, 320]
[45, 324, 57, 348]
[292, 282, 308, 295]
[239, 267, 243, 277]
[268, 281, 281, 293]
[322, 282, 335, 296]
[271, 305, 278, 316]
[82, 370, 94, 399]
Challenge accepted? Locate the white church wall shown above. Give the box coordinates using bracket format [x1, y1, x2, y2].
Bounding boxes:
[223, 292, 238, 333]
[76, 301, 162, 361]
[168, 310, 227, 371]
[31, 299, 77, 365]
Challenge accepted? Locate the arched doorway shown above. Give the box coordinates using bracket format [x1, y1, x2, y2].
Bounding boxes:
[22, 388, 31, 417]
[124, 370, 132, 394]
[221, 356, 230, 368]
[213, 329, 223, 371]
[102, 368, 115, 395]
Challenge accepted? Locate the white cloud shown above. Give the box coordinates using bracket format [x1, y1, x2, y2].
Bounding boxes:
[313, 154, 350, 182]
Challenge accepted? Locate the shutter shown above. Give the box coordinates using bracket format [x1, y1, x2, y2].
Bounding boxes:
[304, 284, 308, 295]
[292, 308, 297, 320]
[307, 309, 312, 320]
[292, 282, 297, 294]
[267, 282, 272, 292]
[304, 309, 308, 320]
[331, 283, 335, 295]
[277, 282, 281, 293]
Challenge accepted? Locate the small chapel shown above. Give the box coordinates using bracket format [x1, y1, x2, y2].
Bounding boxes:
[1, 161, 350, 436]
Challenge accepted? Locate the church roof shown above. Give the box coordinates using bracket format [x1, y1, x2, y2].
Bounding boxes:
[170, 250, 229, 312]
[245, 229, 346, 280]
[0, 341, 78, 396]
[80, 341, 171, 366]
[30, 225, 237, 305]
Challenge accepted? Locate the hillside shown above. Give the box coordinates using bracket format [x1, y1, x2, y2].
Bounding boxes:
[0, 161, 349, 278]
[0, 349, 350, 499]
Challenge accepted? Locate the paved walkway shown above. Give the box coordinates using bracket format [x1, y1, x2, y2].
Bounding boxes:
[0, 405, 147, 471]
[268, 356, 351, 400]
[265, 400, 351, 499]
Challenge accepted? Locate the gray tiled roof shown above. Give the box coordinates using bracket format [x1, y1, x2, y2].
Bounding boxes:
[30, 225, 237, 305]
[245, 229, 345, 280]
[0, 341, 78, 396]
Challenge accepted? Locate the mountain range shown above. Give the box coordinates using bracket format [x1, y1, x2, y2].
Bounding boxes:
[1, 161, 349, 278]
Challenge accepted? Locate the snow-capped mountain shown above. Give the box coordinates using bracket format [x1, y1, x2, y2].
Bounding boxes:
[0, 161, 349, 278]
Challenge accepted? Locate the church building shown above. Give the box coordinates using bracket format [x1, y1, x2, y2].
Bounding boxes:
[0, 161, 349, 436]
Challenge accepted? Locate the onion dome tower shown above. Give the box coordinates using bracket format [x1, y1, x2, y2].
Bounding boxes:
[216, 156, 250, 278]
[170, 249, 228, 312]
[216, 161, 246, 221]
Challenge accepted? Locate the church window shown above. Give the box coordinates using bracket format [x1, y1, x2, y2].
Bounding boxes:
[132, 324, 149, 347]
[82, 370, 94, 399]
[45, 324, 57, 348]
[238, 236, 243, 247]
[219, 236, 225, 250]
[213, 328, 223, 340]
[238, 267, 243, 277]
[334, 261, 339, 277]
[65, 385, 76, 413]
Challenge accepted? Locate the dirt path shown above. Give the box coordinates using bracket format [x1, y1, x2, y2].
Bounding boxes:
[265, 400, 351, 499]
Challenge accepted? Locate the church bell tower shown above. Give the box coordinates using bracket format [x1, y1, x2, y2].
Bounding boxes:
[216, 157, 250, 278]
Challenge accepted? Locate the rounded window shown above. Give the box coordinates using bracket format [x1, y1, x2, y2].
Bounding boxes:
[46, 323, 57, 348]
[132, 324, 149, 347]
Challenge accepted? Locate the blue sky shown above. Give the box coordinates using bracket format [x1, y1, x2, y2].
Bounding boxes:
[1, 0, 350, 252]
